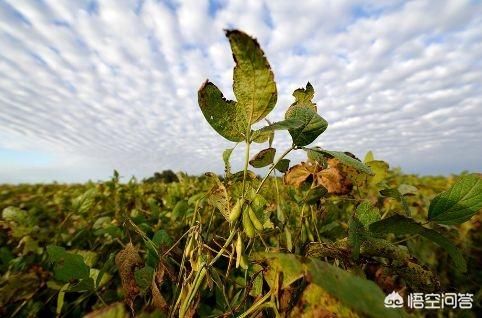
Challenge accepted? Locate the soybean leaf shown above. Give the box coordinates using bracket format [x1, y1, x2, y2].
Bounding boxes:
[308, 258, 404, 318]
[366, 160, 389, 185]
[274, 158, 290, 173]
[419, 228, 467, 272]
[249, 148, 276, 168]
[134, 266, 154, 292]
[380, 188, 410, 216]
[198, 81, 247, 142]
[292, 82, 316, 107]
[314, 149, 373, 175]
[205, 173, 231, 220]
[257, 253, 403, 318]
[306, 148, 326, 165]
[72, 188, 97, 214]
[47, 246, 90, 282]
[251, 129, 273, 143]
[428, 174, 482, 225]
[304, 186, 327, 204]
[222, 147, 234, 176]
[285, 106, 328, 147]
[369, 214, 466, 272]
[398, 184, 417, 196]
[227, 30, 277, 124]
[363, 151, 374, 163]
[256, 118, 304, 132]
[355, 201, 380, 228]
[348, 216, 365, 260]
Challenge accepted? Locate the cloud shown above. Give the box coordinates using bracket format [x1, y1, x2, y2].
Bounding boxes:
[0, 0, 481, 182]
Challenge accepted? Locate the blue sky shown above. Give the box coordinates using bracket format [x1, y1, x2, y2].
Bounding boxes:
[0, 0, 481, 183]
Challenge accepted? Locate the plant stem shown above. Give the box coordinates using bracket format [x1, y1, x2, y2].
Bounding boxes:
[242, 131, 252, 197]
[237, 291, 272, 318]
[256, 145, 294, 194]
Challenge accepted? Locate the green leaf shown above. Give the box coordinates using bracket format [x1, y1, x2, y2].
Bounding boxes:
[274, 158, 290, 173]
[428, 174, 482, 225]
[251, 129, 273, 143]
[47, 245, 67, 262]
[249, 148, 276, 168]
[317, 150, 373, 175]
[369, 214, 421, 235]
[134, 266, 154, 292]
[380, 188, 410, 216]
[152, 229, 173, 249]
[285, 85, 328, 146]
[256, 118, 304, 132]
[308, 258, 404, 318]
[419, 228, 467, 272]
[369, 214, 467, 272]
[227, 30, 277, 124]
[355, 201, 380, 228]
[55, 254, 90, 282]
[72, 188, 97, 214]
[172, 200, 189, 219]
[198, 81, 247, 142]
[348, 216, 365, 260]
[306, 148, 326, 165]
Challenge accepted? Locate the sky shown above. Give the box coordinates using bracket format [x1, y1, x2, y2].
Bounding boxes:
[0, 0, 481, 183]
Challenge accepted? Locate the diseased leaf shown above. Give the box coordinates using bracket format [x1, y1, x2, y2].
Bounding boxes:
[227, 30, 277, 124]
[222, 147, 234, 176]
[206, 174, 231, 220]
[274, 158, 290, 173]
[398, 184, 417, 196]
[316, 150, 373, 175]
[315, 159, 353, 195]
[249, 147, 276, 168]
[292, 82, 316, 107]
[369, 214, 467, 272]
[428, 174, 482, 225]
[198, 81, 247, 142]
[283, 163, 313, 187]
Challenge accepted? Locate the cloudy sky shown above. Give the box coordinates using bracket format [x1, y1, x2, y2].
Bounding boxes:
[0, 0, 481, 183]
